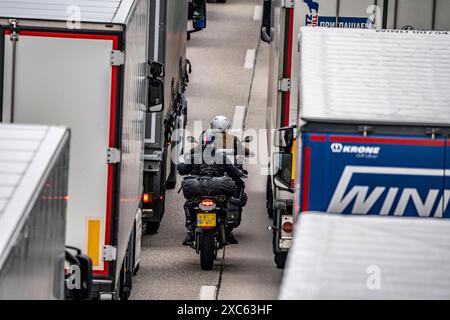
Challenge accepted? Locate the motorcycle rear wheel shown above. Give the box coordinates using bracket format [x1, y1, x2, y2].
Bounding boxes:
[200, 231, 216, 270]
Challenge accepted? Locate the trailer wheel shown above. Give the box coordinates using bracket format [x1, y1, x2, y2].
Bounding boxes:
[266, 175, 274, 219]
[118, 266, 131, 300]
[118, 232, 135, 300]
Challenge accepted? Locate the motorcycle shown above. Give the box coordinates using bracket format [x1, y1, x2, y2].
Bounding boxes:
[192, 194, 237, 270]
[180, 135, 252, 270]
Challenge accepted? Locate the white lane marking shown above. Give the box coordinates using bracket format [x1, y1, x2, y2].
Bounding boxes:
[244, 49, 256, 69]
[253, 5, 263, 21]
[231, 106, 247, 137]
[200, 286, 217, 300]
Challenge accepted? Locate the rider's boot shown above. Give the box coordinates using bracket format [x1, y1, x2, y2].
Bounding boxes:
[225, 229, 238, 244]
[183, 230, 195, 246]
[183, 205, 196, 246]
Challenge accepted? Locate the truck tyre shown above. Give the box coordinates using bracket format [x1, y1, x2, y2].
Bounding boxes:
[274, 252, 287, 269]
[133, 262, 140, 276]
[166, 160, 177, 190]
[266, 175, 274, 219]
[200, 232, 215, 270]
[146, 221, 161, 234]
[118, 231, 135, 300]
[272, 228, 287, 269]
[118, 265, 131, 300]
[143, 161, 166, 235]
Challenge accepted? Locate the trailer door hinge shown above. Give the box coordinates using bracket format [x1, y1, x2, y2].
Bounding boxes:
[111, 50, 125, 66]
[9, 19, 19, 41]
[278, 78, 291, 92]
[107, 148, 121, 164]
[282, 0, 295, 8]
[103, 245, 117, 262]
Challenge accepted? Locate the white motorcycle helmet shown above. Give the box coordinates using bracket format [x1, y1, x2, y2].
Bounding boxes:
[211, 116, 231, 132]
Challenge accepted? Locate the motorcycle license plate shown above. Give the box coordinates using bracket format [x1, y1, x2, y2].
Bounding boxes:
[197, 213, 216, 227]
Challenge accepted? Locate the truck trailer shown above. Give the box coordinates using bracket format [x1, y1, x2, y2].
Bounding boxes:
[262, 0, 450, 268]
[279, 213, 450, 299]
[274, 27, 450, 272]
[0, 124, 70, 300]
[292, 27, 450, 217]
[142, 0, 206, 234]
[0, 0, 166, 299]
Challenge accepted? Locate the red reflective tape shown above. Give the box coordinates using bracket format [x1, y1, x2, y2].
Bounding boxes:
[98, 36, 120, 277]
[283, 9, 294, 127]
[5, 30, 120, 51]
[7, 30, 118, 43]
[310, 135, 327, 142]
[301, 147, 311, 212]
[330, 136, 445, 146]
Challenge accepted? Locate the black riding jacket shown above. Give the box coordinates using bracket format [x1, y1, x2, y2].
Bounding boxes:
[177, 149, 245, 183]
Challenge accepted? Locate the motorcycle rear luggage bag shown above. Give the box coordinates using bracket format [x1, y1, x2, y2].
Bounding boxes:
[182, 176, 235, 198]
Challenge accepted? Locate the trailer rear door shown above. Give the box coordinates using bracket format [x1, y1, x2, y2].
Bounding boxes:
[2, 31, 120, 276]
[385, 0, 450, 30]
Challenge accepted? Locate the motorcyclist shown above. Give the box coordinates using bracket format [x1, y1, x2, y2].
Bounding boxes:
[209, 115, 252, 159]
[178, 127, 248, 246]
[204, 116, 250, 204]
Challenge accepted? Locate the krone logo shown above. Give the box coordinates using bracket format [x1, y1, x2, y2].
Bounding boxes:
[331, 143, 344, 153]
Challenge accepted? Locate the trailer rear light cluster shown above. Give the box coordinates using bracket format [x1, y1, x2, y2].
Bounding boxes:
[281, 215, 294, 236]
[282, 221, 293, 234]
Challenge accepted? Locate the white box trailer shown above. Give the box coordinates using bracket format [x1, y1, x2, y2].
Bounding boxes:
[279, 213, 450, 299]
[262, 0, 450, 269]
[0, 0, 154, 299]
[0, 124, 70, 300]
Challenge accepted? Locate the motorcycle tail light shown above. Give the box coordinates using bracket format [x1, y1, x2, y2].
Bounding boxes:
[200, 199, 215, 207]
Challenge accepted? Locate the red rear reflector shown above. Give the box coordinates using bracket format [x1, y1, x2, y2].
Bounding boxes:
[143, 193, 152, 204]
[282, 222, 293, 234]
[200, 199, 215, 207]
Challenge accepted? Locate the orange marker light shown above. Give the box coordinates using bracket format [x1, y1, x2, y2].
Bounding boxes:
[143, 193, 152, 204]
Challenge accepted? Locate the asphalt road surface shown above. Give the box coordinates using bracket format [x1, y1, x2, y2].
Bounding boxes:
[131, 0, 282, 300]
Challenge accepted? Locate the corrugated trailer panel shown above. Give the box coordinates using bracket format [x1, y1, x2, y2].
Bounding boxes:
[280, 213, 450, 299]
[0, 0, 134, 24]
[0, 124, 70, 300]
[299, 28, 450, 125]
